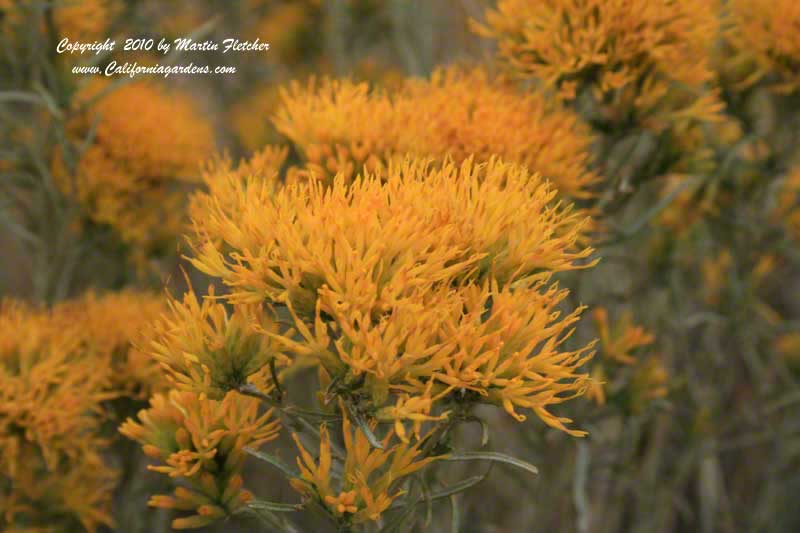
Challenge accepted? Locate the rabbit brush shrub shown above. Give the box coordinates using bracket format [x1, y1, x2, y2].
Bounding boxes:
[122, 155, 600, 530]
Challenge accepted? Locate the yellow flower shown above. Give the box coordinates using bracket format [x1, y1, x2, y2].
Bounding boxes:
[585, 364, 607, 406]
[189, 145, 288, 249]
[53, 79, 214, 252]
[145, 287, 290, 399]
[51, 290, 168, 399]
[428, 280, 595, 436]
[375, 381, 450, 443]
[396, 67, 598, 198]
[593, 307, 655, 365]
[0, 299, 116, 532]
[1, 441, 118, 533]
[0, 300, 112, 474]
[120, 390, 280, 529]
[776, 333, 800, 373]
[274, 66, 598, 198]
[290, 412, 442, 525]
[52, 0, 121, 42]
[189, 157, 594, 309]
[242, 1, 322, 65]
[474, 0, 723, 129]
[188, 156, 597, 435]
[274, 77, 400, 184]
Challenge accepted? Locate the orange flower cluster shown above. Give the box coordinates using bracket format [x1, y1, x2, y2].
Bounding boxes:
[120, 390, 280, 529]
[274, 67, 597, 198]
[53, 80, 214, 253]
[188, 145, 288, 244]
[145, 287, 289, 400]
[186, 156, 597, 436]
[0, 291, 168, 531]
[474, 0, 723, 130]
[291, 411, 441, 525]
[55, 290, 169, 398]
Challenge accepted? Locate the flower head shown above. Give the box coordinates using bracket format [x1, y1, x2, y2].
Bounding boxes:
[145, 287, 290, 399]
[188, 156, 597, 435]
[53, 79, 214, 252]
[290, 411, 442, 525]
[52, 290, 168, 399]
[274, 67, 598, 198]
[120, 390, 280, 529]
[474, 0, 723, 129]
[0, 299, 116, 532]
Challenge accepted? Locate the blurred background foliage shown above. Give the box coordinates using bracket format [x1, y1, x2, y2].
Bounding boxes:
[1, 1, 800, 532]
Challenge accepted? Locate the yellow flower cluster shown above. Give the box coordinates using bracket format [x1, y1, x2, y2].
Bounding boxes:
[54, 290, 168, 399]
[145, 287, 289, 400]
[723, 0, 800, 92]
[274, 77, 400, 184]
[474, 0, 723, 130]
[186, 156, 597, 436]
[53, 80, 214, 253]
[291, 411, 441, 525]
[274, 67, 597, 198]
[189, 145, 288, 244]
[120, 390, 280, 529]
[0, 291, 168, 531]
[398, 68, 598, 198]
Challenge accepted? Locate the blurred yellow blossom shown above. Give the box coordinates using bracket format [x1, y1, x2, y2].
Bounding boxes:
[628, 355, 669, 411]
[0, 0, 120, 42]
[474, 0, 723, 130]
[274, 66, 598, 198]
[702, 249, 732, 306]
[230, 86, 286, 152]
[53, 79, 214, 253]
[0, 299, 116, 532]
[773, 168, 800, 242]
[52, 290, 168, 399]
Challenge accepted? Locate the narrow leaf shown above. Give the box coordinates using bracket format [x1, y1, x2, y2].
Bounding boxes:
[246, 499, 303, 513]
[442, 451, 538, 476]
[244, 447, 298, 478]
